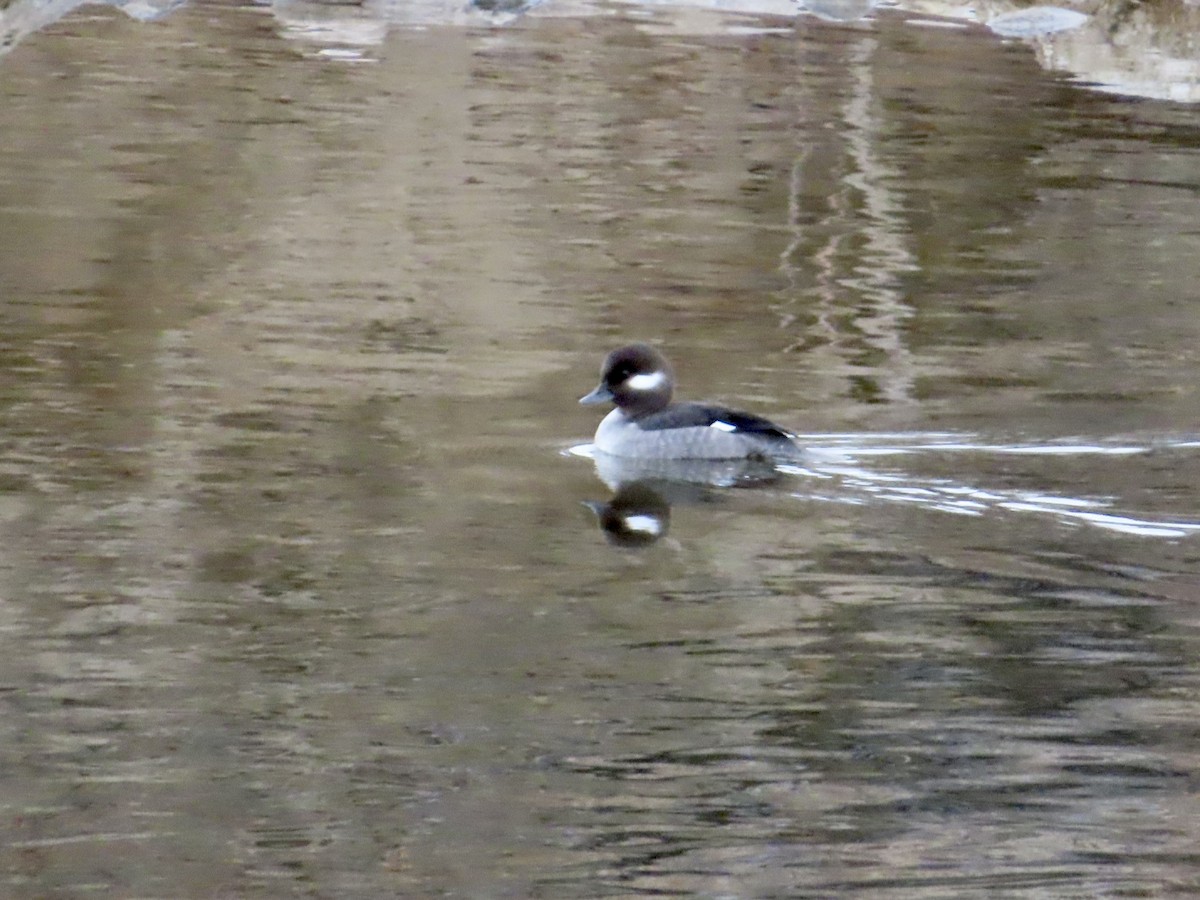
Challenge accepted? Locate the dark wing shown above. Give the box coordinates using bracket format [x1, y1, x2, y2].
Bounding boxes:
[637, 402, 794, 439]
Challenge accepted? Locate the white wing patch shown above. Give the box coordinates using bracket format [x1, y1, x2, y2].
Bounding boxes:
[709, 420, 738, 432]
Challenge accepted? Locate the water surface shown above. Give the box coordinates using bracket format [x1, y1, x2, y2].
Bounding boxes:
[2, 3, 1200, 897]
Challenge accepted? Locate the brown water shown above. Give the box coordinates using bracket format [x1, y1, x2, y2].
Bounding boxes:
[2, 3, 1200, 897]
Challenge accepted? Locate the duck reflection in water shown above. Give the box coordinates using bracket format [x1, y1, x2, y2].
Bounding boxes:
[583, 455, 785, 547]
[584, 483, 671, 548]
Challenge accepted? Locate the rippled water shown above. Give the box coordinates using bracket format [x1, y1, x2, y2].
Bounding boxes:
[2, 3, 1200, 897]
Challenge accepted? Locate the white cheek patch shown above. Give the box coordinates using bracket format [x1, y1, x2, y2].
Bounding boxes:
[625, 371, 667, 392]
[709, 420, 737, 433]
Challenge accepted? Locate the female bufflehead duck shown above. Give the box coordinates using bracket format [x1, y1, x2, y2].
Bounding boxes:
[579, 343, 803, 461]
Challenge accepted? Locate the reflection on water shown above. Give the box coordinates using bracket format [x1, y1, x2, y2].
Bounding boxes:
[3, 1, 1200, 897]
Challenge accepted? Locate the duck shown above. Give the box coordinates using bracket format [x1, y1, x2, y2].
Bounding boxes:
[579, 343, 803, 461]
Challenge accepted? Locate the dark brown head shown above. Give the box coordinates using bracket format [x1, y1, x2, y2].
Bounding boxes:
[579, 343, 675, 418]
